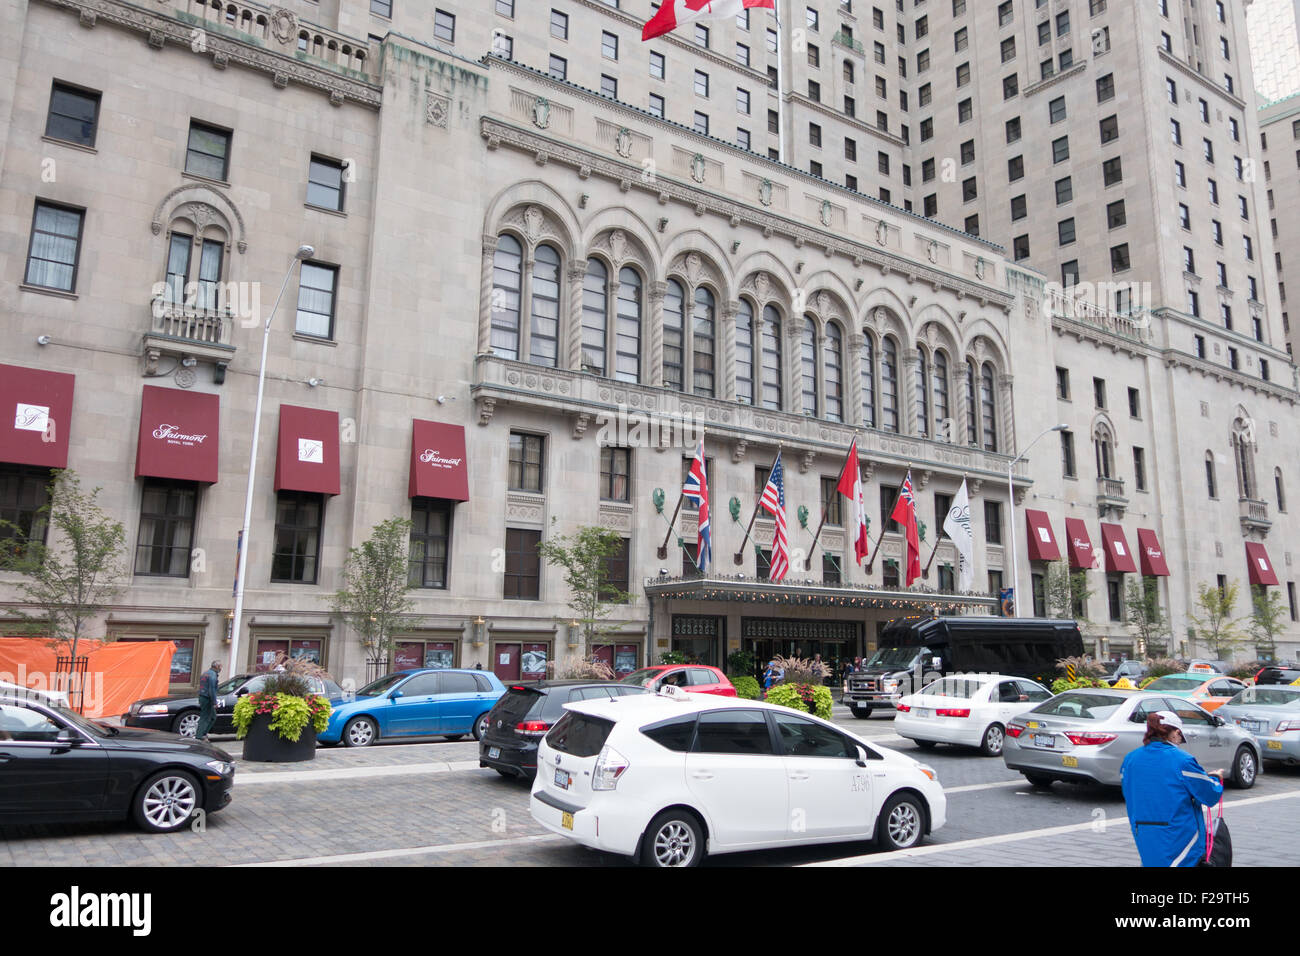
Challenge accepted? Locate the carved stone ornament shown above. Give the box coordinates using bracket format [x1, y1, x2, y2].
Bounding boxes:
[187, 202, 215, 236]
[522, 206, 544, 242]
[759, 178, 773, 207]
[609, 230, 627, 265]
[690, 153, 707, 183]
[816, 291, 829, 315]
[79, 9, 96, 28]
[268, 6, 297, 45]
[754, 272, 770, 300]
[426, 92, 450, 127]
[148, 29, 165, 49]
[876, 220, 888, 245]
[927, 240, 939, 264]
[532, 97, 551, 129]
[615, 127, 633, 158]
[974, 257, 986, 280]
[174, 366, 197, 389]
[820, 200, 832, 227]
[685, 252, 703, 286]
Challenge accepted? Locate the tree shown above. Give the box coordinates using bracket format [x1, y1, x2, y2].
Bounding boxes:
[1247, 585, 1287, 660]
[537, 522, 634, 647]
[1188, 580, 1248, 660]
[331, 517, 418, 668]
[1125, 576, 1172, 657]
[0, 470, 128, 665]
[1044, 559, 1093, 628]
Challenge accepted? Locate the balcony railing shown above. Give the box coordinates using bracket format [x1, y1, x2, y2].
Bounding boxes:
[832, 31, 865, 56]
[1044, 285, 1148, 342]
[1239, 497, 1271, 535]
[151, 299, 232, 346]
[179, 0, 375, 79]
[1097, 476, 1128, 518]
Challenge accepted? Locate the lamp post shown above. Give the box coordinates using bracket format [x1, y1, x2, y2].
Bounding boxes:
[228, 245, 314, 676]
[1007, 423, 1068, 618]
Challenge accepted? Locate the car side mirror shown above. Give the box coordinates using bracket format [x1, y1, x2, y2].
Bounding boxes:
[855, 745, 868, 768]
[235, 687, 249, 697]
[390, 690, 404, 700]
[55, 728, 81, 746]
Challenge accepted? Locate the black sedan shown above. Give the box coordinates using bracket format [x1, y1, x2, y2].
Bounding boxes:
[0, 691, 235, 833]
[479, 680, 645, 780]
[126, 673, 345, 737]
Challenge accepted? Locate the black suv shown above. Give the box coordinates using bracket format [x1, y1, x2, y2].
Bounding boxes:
[1253, 662, 1300, 685]
[479, 680, 644, 780]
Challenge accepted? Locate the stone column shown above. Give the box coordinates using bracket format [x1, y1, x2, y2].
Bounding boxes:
[847, 332, 865, 426]
[999, 373, 1016, 456]
[565, 259, 587, 371]
[478, 233, 497, 356]
[902, 347, 920, 437]
[785, 320, 804, 415]
[721, 300, 739, 402]
[648, 280, 666, 388]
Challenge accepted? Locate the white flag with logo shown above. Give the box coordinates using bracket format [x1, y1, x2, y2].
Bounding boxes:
[944, 479, 975, 592]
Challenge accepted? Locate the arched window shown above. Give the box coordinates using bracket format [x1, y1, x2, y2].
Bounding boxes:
[1276, 467, 1286, 513]
[965, 360, 978, 445]
[663, 279, 685, 390]
[1094, 424, 1114, 479]
[581, 259, 608, 375]
[1234, 431, 1255, 499]
[736, 299, 755, 405]
[529, 244, 560, 367]
[761, 305, 783, 410]
[933, 350, 950, 440]
[980, 362, 998, 452]
[801, 317, 819, 416]
[1205, 451, 1218, 498]
[825, 322, 843, 422]
[614, 267, 642, 383]
[881, 338, 899, 433]
[693, 287, 716, 397]
[915, 348, 931, 438]
[490, 234, 522, 360]
[861, 334, 876, 428]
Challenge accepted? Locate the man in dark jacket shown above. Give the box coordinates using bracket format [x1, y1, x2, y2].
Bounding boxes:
[195, 660, 222, 741]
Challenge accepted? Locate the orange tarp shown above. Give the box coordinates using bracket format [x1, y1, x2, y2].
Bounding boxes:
[0, 638, 174, 718]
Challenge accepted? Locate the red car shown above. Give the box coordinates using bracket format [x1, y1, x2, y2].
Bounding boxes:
[618, 665, 737, 697]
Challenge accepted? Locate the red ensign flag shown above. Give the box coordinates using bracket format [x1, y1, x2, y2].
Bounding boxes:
[642, 0, 776, 42]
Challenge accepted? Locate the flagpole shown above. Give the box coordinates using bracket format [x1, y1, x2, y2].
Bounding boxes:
[805, 436, 860, 572]
[657, 493, 685, 560]
[774, 0, 787, 164]
[734, 443, 781, 564]
[866, 460, 910, 574]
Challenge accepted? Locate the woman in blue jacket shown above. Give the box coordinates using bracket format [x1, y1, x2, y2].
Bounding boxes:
[1120, 710, 1225, 867]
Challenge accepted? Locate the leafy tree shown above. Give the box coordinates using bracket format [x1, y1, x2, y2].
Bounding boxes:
[537, 522, 634, 648]
[0, 470, 128, 666]
[1044, 559, 1093, 630]
[1247, 585, 1287, 660]
[1188, 579, 1248, 660]
[1125, 576, 1173, 657]
[331, 517, 417, 667]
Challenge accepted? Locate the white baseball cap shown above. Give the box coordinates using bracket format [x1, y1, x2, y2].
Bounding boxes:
[1155, 710, 1184, 731]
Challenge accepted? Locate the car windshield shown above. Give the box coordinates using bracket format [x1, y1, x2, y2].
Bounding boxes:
[865, 647, 919, 668]
[919, 677, 985, 699]
[1030, 693, 1125, 721]
[619, 668, 663, 686]
[1227, 688, 1300, 708]
[356, 673, 408, 697]
[216, 677, 246, 694]
[42, 701, 115, 740]
[1146, 676, 1205, 690]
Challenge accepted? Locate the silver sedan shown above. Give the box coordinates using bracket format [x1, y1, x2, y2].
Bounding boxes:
[1002, 689, 1262, 789]
[1217, 685, 1300, 767]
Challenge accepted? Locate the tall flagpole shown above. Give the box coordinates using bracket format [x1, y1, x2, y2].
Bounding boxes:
[774, 0, 786, 164]
[734, 444, 782, 564]
[805, 436, 860, 572]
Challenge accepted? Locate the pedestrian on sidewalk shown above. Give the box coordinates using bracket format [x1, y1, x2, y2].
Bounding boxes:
[762, 659, 783, 697]
[195, 660, 222, 741]
[1120, 711, 1225, 867]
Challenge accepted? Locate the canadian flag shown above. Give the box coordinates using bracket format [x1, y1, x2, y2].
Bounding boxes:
[836, 439, 870, 565]
[642, 0, 776, 41]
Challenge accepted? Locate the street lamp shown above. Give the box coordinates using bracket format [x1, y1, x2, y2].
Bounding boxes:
[1007, 423, 1068, 618]
[228, 245, 315, 676]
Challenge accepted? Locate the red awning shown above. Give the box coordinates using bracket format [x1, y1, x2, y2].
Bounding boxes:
[1246, 542, 1279, 586]
[1136, 528, 1171, 576]
[0, 363, 75, 468]
[135, 385, 219, 483]
[273, 405, 340, 496]
[409, 420, 469, 500]
[1064, 517, 1096, 570]
[1099, 523, 1138, 574]
[1024, 509, 1061, 562]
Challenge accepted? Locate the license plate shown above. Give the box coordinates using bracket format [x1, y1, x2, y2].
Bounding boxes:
[561, 811, 574, 830]
[1033, 734, 1056, 749]
[913, 708, 932, 718]
[1240, 720, 1264, 733]
[1062, 755, 1079, 768]
[1268, 740, 1284, 750]
[488, 747, 500, 759]
[553, 768, 571, 790]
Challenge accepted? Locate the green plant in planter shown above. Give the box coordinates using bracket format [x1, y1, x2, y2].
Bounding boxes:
[1050, 677, 1111, 694]
[659, 650, 687, 664]
[233, 691, 331, 743]
[764, 683, 833, 720]
[731, 676, 761, 700]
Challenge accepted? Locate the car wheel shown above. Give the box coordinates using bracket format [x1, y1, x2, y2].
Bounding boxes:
[640, 810, 705, 868]
[1023, 772, 1054, 789]
[132, 770, 200, 833]
[1229, 745, 1258, 789]
[979, 723, 1006, 757]
[443, 734, 466, 741]
[849, 704, 873, 718]
[343, 716, 377, 748]
[473, 712, 490, 742]
[914, 739, 937, 750]
[876, 793, 926, 851]
[172, 710, 199, 738]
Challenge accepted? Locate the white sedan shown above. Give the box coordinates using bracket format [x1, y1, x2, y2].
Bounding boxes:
[528, 687, 946, 867]
[894, 675, 1054, 757]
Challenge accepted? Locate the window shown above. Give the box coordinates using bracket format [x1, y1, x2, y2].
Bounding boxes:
[1244, 236, 1253, 261]
[1238, 194, 1249, 219]
[1195, 335, 1206, 359]
[879, 152, 891, 175]
[649, 94, 664, 118]
[1108, 575, 1123, 622]
[1228, 346, 1239, 370]
[1058, 218, 1075, 245]
[1103, 157, 1122, 186]
[845, 138, 857, 162]
[1051, 135, 1070, 165]
[695, 24, 710, 47]
[550, 9, 568, 38]
[0, 465, 52, 556]
[600, 447, 631, 502]
[956, 62, 970, 87]
[1183, 246, 1196, 274]
[1203, 139, 1215, 163]
[737, 128, 751, 151]
[548, 55, 567, 80]
[1111, 244, 1130, 272]
[1277, 469, 1287, 513]
[1096, 73, 1114, 103]
[961, 140, 975, 165]
[433, 9, 455, 42]
[916, 15, 928, 39]
[1171, 119, 1182, 146]
[495, 0, 514, 14]
[1133, 447, 1146, 492]
[694, 112, 709, 136]
[808, 43, 820, 68]
[24, 201, 84, 292]
[924, 194, 937, 217]
[1099, 115, 1118, 144]
[1061, 430, 1076, 477]
[917, 49, 930, 72]
[272, 492, 323, 583]
[984, 500, 1002, 545]
[874, 40, 886, 64]
[45, 82, 100, 148]
[998, 0, 1013, 26]
[1216, 262, 1228, 287]
[601, 75, 618, 98]
[131, 480, 196, 577]
[601, 30, 619, 60]
[1003, 74, 1019, 99]
[1056, 367, 1071, 400]
[371, 0, 391, 16]
[306, 156, 346, 212]
[1049, 96, 1067, 124]
[1174, 160, 1186, 187]
[1212, 219, 1223, 244]
[806, 6, 819, 31]
[649, 51, 665, 80]
[409, 498, 451, 588]
[1001, 37, 1016, 62]
[294, 262, 337, 338]
[1013, 234, 1029, 261]
[962, 177, 977, 202]
[1038, 21, 1051, 45]
[808, 80, 821, 101]
[736, 43, 750, 67]
[964, 214, 979, 236]
[809, 123, 822, 147]
[1055, 176, 1072, 204]
[694, 70, 709, 97]
[508, 433, 545, 492]
[1006, 117, 1021, 143]
[921, 118, 933, 141]
[504, 528, 541, 600]
[736, 88, 750, 114]
[1093, 377, 1107, 410]
[958, 99, 972, 122]
[1099, 199, 1123, 232]
[875, 75, 888, 98]
[810, 160, 823, 178]
[185, 121, 231, 180]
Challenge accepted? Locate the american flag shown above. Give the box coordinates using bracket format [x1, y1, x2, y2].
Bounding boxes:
[760, 452, 789, 582]
[683, 438, 711, 573]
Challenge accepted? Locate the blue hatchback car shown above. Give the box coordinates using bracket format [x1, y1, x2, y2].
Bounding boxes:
[321, 669, 506, 747]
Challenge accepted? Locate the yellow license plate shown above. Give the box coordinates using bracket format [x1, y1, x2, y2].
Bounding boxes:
[1026, 721, 1039, 729]
[561, 811, 574, 830]
[1268, 740, 1284, 750]
[1062, 755, 1079, 768]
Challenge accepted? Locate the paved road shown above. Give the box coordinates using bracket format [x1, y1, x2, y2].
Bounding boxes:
[2, 704, 1296, 866]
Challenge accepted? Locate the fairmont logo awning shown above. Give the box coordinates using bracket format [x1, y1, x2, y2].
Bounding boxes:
[135, 385, 219, 483]
[0, 363, 75, 469]
[273, 405, 340, 496]
[1024, 509, 1061, 562]
[409, 419, 469, 501]
[1245, 541, 1279, 586]
[1100, 522, 1138, 574]
[1064, 517, 1095, 570]
[1136, 528, 1170, 577]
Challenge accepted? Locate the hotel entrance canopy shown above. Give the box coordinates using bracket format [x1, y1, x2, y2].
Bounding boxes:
[644, 575, 999, 612]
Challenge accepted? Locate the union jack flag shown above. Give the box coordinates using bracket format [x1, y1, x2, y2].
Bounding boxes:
[683, 438, 711, 573]
[759, 452, 789, 582]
